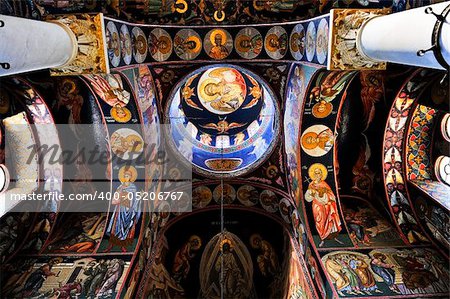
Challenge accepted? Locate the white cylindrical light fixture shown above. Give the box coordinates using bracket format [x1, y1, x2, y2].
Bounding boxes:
[358, 2, 450, 70]
[0, 14, 77, 76]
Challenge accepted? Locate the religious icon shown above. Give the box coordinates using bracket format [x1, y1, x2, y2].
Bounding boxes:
[85, 74, 130, 107]
[197, 67, 246, 114]
[201, 118, 247, 134]
[119, 24, 132, 65]
[305, 22, 316, 62]
[250, 234, 280, 277]
[260, 189, 278, 212]
[312, 99, 333, 118]
[106, 21, 120, 67]
[192, 186, 212, 208]
[309, 72, 353, 118]
[19, 257, 63, 297]
[110, 128, 144, 160]
[174, 29, 202, 60]
[316, 19, 329, 64]
[213, 183, 236, 204]
[264, 26, 288, 59]
[132, 27, 148, 63]
[172, 235, 202, 282]
[110, 104, 132, 123]
[300, 125, 334, 157]
[204, 29, 233, 60]
[235, 27, 263, 59]
[205, 158, 243, 171]
[279, 198, 292, 223]
[104, 166, 140, 252]
[149, 28, 172, 62]
[305, 163, 342, 247]
[290, 24, 305, 60]
[237, 185, 259, 206]
[199, 232, 254, 299]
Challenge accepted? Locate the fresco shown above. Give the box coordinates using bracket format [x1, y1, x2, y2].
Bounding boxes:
[1, 256, 131, 298]
[284, 64, 320, 203]
[382, 70, 438, 244]
[340, 196, 404, 247]
[299, 70, 357, 249]
[322, 248, 449, 297]
[100, 15, 331, 69]
[1, 2, 450, 299]
[166, 65, 280, 177]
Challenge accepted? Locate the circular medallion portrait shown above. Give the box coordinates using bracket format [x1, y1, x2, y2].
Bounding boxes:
[305, 22, 316, 62]
[197, 67, 247, 115]
[213, 184, 236, 204]
[204, 29, 233, 60]
[174, 29, 202, 60]
[110, 104, 132, 123]
[290, 24, 305, 60]
[120, 25, 132, 65]
[300, 124, 334, 157]
[110, 128, 144, 160]
[260, 189, 278, 213]
[192, 186, 213, 208]
[312, 99, 333, 118]
[265, 26, 288, 59]
[316, 19, 329, 64]
[279, 198, 292, 223]
[235, 27, 263, 59]
[106, 21, 120, 67]
[132, 27, 148, 63]
[149, 28, 173, 62]
[237, 185, 258, 206]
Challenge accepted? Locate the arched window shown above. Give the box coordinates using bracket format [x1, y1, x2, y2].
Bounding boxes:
[435, 156, 450, 186]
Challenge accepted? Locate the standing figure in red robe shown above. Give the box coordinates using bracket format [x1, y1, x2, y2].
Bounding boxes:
[305, 164, 343, 247]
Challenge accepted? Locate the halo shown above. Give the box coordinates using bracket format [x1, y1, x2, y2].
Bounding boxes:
[118, 165, 138, 183]
[158, 36, 172, 54]
[301, 131, 318, 150]
[126, 134, 144, 152]
[235, 34, 251, 53]
[61, 79, 77, 94]
[185, 35, 202, 53]
[265, 34, 279, 52]
[312, 101, 333, 118]
[189, 235, 202, 250]
[220, 238, 233, 250]
[250, 234, 262, 249]
[308, 163, 328, 181]
[135, 35, 147, 54]
[110, 106, 132, 123]
[209, 29, 227, 46]
[198, 78, 219, 102]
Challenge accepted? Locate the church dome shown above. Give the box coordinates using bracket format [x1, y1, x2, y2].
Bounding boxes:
[166, 64, 280, 177]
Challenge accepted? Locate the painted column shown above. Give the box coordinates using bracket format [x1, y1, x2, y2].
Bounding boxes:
[358, 2, 450, 70]
[0, 15, 77, 76]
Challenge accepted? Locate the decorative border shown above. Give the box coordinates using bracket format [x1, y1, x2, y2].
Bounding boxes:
[103, 15, 330, 68]
[382, 70, 437, 244]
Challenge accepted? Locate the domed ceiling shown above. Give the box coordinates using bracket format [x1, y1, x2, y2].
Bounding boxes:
[166, 65, 279, 177]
